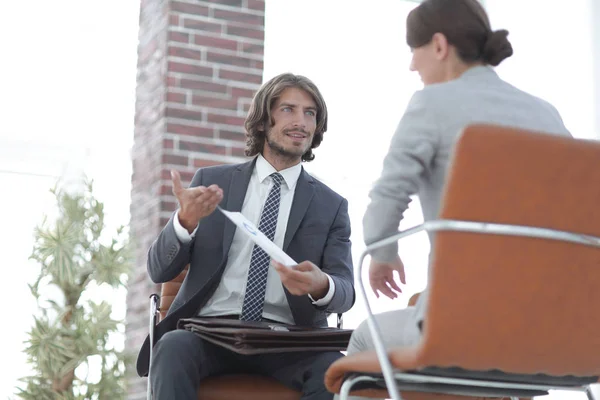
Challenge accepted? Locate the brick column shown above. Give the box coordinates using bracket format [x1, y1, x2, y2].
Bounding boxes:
[126, 0, 265, 397]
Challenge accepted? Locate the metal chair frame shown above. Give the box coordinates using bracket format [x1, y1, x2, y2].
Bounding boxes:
[147, 293, 160, 400]
[341, 219, 600, 400]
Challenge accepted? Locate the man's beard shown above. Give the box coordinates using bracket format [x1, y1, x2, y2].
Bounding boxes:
[266, 130, 309, 160]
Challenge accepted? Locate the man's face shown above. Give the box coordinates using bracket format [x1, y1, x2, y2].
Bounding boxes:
[263, 87, 317, 162]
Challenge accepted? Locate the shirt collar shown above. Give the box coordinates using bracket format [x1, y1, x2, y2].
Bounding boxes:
[256, 154, 302, 190]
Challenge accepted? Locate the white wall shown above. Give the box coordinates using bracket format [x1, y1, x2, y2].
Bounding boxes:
[264, 0, 429, 330]
[486, 0, 596, 140]
[0, 0, 139, 397]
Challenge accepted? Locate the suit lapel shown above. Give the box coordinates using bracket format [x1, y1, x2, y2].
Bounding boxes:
[283, 168, 315, 251]
[222, 158, 256, 258]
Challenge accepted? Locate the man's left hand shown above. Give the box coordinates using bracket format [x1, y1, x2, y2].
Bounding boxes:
[273, 261, 329, 299]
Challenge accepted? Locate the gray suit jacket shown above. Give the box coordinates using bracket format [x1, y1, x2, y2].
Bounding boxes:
[362, 66, 571, 322]
[136, 158, 355, 376]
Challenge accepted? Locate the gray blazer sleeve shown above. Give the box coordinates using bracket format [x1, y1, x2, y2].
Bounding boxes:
[146, 169, 204, 283]
[363, 89, 439, 262]
[317, 198, 354, 313]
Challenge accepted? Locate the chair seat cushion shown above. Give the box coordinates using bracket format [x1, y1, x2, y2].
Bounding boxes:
[198, 374, 301, 400]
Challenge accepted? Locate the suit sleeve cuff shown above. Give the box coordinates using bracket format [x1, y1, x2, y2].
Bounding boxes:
[308, 274, 335, 306]
[173, 210, 198, 243]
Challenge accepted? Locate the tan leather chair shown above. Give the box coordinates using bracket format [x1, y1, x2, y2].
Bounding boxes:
[325, 125, 600, 400]
[150, 265, 301, 400]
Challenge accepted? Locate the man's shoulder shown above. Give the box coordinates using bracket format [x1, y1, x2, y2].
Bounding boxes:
[197, 159, 253, 176]
[304, 170, 345, 203]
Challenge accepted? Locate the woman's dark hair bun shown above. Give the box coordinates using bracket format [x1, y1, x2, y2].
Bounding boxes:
[482, 29, 513, 66]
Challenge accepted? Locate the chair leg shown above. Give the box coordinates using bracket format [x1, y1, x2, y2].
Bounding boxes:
[147, 294, 160, 400]
[339, 378, 353, 400]
[586, 387, 596, 400]
[355, 251, 403, 400]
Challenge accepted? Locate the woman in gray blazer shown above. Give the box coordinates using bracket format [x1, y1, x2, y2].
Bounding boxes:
[344, 0, 571, 397]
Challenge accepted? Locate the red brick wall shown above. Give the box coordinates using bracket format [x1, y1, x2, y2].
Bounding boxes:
[126, 0, 265, 397]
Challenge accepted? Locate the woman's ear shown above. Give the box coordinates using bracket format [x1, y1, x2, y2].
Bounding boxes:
[431, 32, 450, 60]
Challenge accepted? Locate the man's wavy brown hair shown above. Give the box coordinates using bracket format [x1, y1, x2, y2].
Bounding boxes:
[244, 73, 328, 162]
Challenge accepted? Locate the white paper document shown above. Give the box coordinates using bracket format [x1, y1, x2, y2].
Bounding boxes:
[219, 208, 297, 267]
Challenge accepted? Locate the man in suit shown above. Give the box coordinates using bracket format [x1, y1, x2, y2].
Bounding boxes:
[341, 1, 571, 398]
[136, 72, 355, 399]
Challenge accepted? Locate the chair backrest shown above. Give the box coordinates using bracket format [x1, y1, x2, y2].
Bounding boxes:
[159, 265, 189, 321]
[418, 124, 600, 377]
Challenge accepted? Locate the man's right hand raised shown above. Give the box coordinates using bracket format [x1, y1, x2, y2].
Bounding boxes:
[171, 169, 223, 233]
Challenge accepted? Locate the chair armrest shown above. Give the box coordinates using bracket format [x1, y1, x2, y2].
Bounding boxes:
[147, 293, 160, 399]
[159, 265, 189, 321]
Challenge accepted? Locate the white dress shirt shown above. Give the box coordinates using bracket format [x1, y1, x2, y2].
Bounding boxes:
[173, 154, 335, 324]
